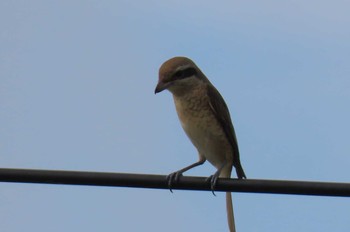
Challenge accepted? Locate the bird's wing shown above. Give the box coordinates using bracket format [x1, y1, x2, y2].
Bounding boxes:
[207, 84, 246, 178]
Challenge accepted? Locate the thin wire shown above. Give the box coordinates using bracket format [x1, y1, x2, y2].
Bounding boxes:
[0, 168, 349, 197]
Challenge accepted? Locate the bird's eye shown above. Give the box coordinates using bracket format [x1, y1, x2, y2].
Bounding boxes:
[174, 70, 184, 78]
[173, 68, 196, 80]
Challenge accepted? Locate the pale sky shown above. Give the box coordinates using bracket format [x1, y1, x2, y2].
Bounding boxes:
[1, 1, 350, 231]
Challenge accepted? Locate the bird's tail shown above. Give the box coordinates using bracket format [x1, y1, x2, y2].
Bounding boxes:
[226, 192, 236, 232]
[221, 167, 237, 232]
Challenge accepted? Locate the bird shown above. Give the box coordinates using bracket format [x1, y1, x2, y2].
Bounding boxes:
[154, 56, 246, 232]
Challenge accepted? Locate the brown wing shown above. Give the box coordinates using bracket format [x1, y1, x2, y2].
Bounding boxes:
[207, 83, 246, 178]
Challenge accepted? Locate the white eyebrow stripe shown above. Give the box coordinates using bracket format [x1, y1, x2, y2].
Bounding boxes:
[175, 64, 193, 72]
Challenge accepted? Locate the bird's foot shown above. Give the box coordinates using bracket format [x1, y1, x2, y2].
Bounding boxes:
[206, 173, 220, 196]
[166, 171, 183, 193]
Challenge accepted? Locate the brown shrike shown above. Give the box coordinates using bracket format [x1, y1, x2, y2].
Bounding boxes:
[155, 56, 246, 232]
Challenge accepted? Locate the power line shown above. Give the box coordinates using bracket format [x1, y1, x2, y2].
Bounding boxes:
[0, 168, 349, 197]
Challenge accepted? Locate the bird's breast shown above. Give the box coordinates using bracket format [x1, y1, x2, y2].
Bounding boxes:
[173, 93, 232, 168]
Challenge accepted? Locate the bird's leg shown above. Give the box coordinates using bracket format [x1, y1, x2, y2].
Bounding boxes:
[167, 159, 206, 192]
[206, 163, 226, 196]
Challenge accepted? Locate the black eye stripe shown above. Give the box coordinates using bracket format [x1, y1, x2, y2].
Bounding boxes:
[173, 67, 197, 80]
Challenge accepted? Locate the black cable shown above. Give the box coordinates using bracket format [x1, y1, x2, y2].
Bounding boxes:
[0, 168, 349, 197]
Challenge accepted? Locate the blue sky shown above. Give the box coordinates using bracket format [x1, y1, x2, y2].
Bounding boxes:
[1, 1, 350, 231]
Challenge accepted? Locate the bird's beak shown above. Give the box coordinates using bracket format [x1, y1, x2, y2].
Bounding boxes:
[154, 81, 171, 94]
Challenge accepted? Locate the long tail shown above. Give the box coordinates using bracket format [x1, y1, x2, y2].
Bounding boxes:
[220, 166, 236, 232]
[226, 192, 236, 232]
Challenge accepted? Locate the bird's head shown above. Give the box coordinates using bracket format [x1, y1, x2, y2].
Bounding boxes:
[155, 57, 207, 95]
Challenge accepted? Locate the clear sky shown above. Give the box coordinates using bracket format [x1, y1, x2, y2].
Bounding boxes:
[1, 1, 350, 231]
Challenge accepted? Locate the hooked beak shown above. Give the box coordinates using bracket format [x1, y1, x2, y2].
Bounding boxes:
[154, 81, 172, 94]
